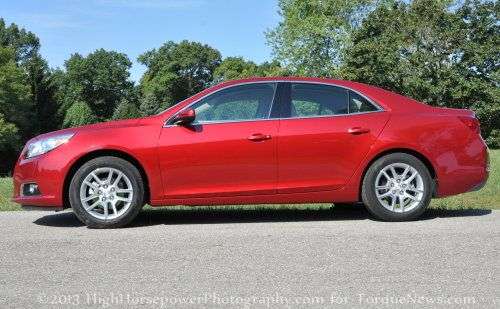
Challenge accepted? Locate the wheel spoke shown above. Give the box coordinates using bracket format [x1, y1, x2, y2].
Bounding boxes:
[103, 202, 109, 219]
[113, 172, 123, 186]
[401, 166, 410, 179]
[390, 196, 396, 210]
[111, 201, 118, 215]
[378, 191, 392, 198]
[82, 194, 99, 202]
[106, 169, 114, 184]
[84, 181, 99, 190]
[116, 188, 133, 194]
[116, 196, 132, 203]
[85, 200, 100, 211]
[405, 171, 418, 184]
[382, 170, 392, 181]
[90, 172, 102, 184]
[390, 166, 398, 178]
[407, 187, 423, 194]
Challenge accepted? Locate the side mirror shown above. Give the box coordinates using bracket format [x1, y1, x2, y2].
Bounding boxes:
[172, 108, 195, 125]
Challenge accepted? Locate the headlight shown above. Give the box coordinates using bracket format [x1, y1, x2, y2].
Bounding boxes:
[25, 133, 74, 159]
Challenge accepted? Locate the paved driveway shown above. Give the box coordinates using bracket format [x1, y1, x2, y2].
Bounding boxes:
[0, 207, 499, 308]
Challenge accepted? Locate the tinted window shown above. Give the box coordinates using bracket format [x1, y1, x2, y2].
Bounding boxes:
[349, 91, 378, 113]
[192, 83, 276, 123]
[289, 83, 348, 118]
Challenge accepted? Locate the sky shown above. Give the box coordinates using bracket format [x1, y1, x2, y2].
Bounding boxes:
[1, 0, 281, 82]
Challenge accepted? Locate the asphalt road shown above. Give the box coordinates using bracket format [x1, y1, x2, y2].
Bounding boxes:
[0, 207, 499, 308]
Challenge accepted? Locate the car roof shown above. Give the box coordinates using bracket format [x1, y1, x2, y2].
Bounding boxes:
[213, 76, 430, 113]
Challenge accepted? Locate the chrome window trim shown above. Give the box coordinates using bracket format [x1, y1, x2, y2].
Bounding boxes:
[164, 80, 385, 127]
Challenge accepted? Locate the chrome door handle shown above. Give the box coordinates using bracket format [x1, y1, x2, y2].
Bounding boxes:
[348, 127, 370, 135]
[247, 133, 272, 142]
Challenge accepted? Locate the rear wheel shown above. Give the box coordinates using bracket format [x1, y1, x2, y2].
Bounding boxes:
[362, 153, 433, 221]
[69, 156, 145, 228]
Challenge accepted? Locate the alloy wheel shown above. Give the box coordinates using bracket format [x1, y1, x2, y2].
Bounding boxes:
[79, 167, 134, 220]
[374, 163, 424, 213]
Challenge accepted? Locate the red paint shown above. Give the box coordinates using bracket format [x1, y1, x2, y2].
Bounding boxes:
[12, 77, 489, 209]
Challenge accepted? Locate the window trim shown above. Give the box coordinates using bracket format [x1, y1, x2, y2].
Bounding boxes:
[165, 81, 279, 127]
[282, 81, 382, 120]
[164, 80, 384, 127]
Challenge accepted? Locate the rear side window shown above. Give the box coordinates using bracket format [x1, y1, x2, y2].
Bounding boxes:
[349, 91, 378, 113]
[289, 83, 348, 118]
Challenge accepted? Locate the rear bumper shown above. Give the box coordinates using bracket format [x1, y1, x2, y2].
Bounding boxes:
[435, 142, 489, 197]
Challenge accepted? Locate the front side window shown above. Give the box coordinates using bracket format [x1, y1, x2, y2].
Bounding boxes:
[289, 83, 349, 118]
[191, 83, 277, 123]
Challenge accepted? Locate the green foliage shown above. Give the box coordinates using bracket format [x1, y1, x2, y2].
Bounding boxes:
[138, 40, 221, 108]
[0, 46, 31, 136]
[139, 92, 169, 116]
[113, 98, 141, 120]
[58, 49, 134, 121]
[214, 57, 288, 82]
[63, 101, 98, 128]
[0, 18, 40, 63]
[0, 113, 19, 150]
[266, 0, 379, 76]
[486, 130, 500, 149]
[342, 0, 499, 146]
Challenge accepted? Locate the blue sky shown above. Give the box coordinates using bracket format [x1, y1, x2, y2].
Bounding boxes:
[2, 0, 281, 82]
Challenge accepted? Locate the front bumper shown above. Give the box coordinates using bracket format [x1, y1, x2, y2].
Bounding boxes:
[12, 149, 71, 209]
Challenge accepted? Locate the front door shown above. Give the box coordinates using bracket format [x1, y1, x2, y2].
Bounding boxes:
[157, 82, 279, 198]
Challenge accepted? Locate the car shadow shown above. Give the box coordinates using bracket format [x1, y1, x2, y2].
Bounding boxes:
[33, 205, 493, 228]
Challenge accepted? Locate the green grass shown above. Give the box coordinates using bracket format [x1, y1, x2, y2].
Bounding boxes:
[1, 150, 498, 212]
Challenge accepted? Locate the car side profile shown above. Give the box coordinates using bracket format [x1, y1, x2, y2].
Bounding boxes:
[13, 77, 489, 228]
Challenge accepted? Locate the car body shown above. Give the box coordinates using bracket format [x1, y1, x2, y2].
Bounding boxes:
[12, 77, 489, 226]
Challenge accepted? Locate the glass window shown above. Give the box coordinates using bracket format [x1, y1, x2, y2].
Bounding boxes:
[191, 83, 276, 123]
[349, 91, 378, 113]
[289, 83, 348, 118]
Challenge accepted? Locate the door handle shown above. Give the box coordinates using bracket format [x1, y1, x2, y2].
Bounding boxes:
[348, 127, 370, 135]
[247, 133, 272, 142]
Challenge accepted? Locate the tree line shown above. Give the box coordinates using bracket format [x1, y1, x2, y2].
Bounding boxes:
[0, 0, 498, 174]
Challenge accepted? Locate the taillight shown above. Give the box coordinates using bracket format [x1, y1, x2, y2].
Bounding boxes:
[458, 116, 481, 135]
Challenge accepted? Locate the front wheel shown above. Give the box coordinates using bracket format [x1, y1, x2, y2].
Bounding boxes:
[362, 153, 433, 221]
[69, 156, 145, 228]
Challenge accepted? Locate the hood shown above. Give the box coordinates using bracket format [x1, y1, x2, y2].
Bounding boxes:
[32, 117, 145, 142]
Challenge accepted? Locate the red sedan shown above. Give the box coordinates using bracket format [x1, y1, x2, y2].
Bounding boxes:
[13, 77, 489, 228]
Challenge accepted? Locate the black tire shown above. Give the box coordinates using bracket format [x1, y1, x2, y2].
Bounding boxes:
[361, 153, 433, 221]
[69, 156, 145, 228]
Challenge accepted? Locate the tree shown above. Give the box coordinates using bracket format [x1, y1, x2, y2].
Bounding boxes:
[57, 49, 134, 122]
[343, 0, 499, 145]
[63, 101, 98, 128]
[266, 0, 379, 77]
[0, 46, 31, 137]
[113, 98, 141, 120]
[0, 18, 59, 136]
[213, 57, 289, 82]
[139, 93, 169, 116]
[138, 40, 221, 108]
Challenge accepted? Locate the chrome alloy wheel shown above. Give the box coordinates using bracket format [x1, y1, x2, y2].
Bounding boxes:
[374, 163, 424, 213]
[79, 167, 134, 220]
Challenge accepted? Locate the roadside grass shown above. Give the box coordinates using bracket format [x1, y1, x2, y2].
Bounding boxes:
[1, 150, 498, 212]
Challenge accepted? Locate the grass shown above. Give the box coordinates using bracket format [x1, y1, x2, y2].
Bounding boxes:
[1, 150, 498, 212]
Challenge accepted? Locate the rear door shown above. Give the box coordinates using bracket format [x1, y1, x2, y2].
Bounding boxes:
[277, 82, 390, 193]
